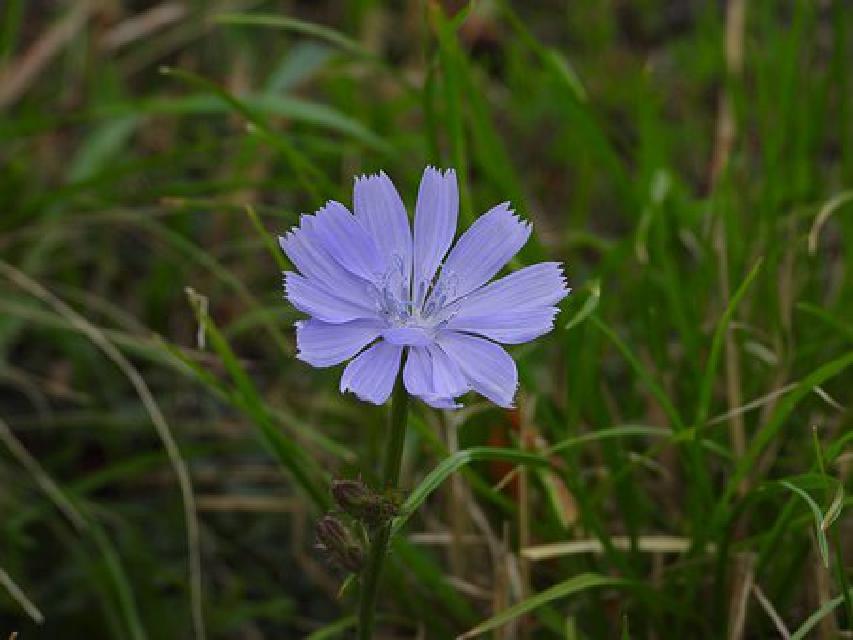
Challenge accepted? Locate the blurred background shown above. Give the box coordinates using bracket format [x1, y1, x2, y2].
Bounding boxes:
[0, 0, 851, 638]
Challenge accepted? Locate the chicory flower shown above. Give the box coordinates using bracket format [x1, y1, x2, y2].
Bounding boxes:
[280, 167, 569, 409]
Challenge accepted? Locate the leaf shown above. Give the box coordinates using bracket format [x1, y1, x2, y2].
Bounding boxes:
[390, 447, 550, 537]
[718, 350, 853, 516]
[544, 48, 587, 102]
[430, 2, 472, 222]
[790, 589, 853, 640]
[457, 574, 628, 638]
[305, 615, 357, 640]
[808, 190, 853, 254]
[216, 13, 371, 58]
[89, 523, 148, 640]
[264, 42, 332, 94]
[821, 483, 844, 532]
[67, 115, 139, 183]
[780, 480, 830, 568]
[592, 316, 684, 431]
[244, 205, 289, 271]
[563, 279, 600, 331]
[694, 259, 762, 426]
[621, 614, 631, 640]
[184, 289, 330, 510]
[796, 302, 853, 343]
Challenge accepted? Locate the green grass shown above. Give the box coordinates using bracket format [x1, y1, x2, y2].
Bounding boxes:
[0, 1, 851, 638]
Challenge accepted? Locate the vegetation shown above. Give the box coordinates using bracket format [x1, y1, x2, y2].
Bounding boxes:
[0, 1, 851, 638]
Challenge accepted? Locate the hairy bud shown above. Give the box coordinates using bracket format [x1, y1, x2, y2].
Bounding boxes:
[315, 515, 363, 573]
[331, 479, 399, 528]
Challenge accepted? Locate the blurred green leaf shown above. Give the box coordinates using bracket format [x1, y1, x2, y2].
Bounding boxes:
[458, 574, 629, 638]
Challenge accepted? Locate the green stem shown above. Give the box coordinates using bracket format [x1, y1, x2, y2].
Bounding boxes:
[358, 369, 409, 640]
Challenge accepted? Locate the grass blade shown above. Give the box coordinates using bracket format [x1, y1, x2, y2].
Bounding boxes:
[458, 574, 628, 639]
[779, 480, 829, 568]
[694, 260, 763, 426]
[591, 316, 684, 431]
[717, 350, 853, 516]
[185, 288, 330, 510]
[790, 589, 853, 640]
[563, 279, 600, 332]
[391, 447, 550, 537]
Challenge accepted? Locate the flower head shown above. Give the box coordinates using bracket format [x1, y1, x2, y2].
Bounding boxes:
[280, 167, 569, 409]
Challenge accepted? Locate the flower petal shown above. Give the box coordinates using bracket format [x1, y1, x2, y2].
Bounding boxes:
[421, 395, 461, 409]
[403, 345, 466, 409]
[295, 318, 382, 367]
[283, 272, 375, 323]
[454, 262, 569, 315]
[437, 332, 518, 408]
[382, 326, 433, 347]
[426, 343, 468, 399]
[403, 346, 432, 398]
[279, 224, 375, 309]
[413, 167, 458, 305]
[445, 307, 559, 344]
[435, 203, 531, 304]
[340, 340, 403, 404]
[309, 201, 386, 282]
[354, 172, 412, 277]
[443, 263, 569, 344]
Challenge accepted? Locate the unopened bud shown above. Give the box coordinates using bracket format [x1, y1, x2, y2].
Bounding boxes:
[315, 515, 363, 573]
[331, 479, 399, 528]
[332, 479, 371, 510]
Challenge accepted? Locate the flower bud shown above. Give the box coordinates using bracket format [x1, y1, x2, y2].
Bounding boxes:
[331, 479, 399, 528]
[331, 479, 371, 510]
[315, 515, 364, 573]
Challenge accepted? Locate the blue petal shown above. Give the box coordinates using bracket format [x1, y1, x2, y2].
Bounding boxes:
[284, 272, 375, 323]
[403, 345, 466, 409]
[340, 340, 403, 404]
[402, 346, 432, 397]
[444, 262, 570, 344]
[446, 307, 559, 344]
[455, 263, 569, 314]
[296, 318, 382, 367]
[437, 332, 518, 408]
[279, 224, 376, 310]
[309, 201, 386, 282]
[421, 395, 461, 409]
[427, 343, 468, 399]
[354, 172, 412, 278]
[413, 167, 458, 306]
[434, 203, 531, 305]
[382, 326, 433, 347]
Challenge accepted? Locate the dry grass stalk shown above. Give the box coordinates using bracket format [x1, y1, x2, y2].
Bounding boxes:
[522, 536, 716, 561]
[0, 2, 92, 109]
[708, 0, 749, 492]
[445, 412, 470, 580]
[727, 553, 755, 640]
[813, 540, 839, 639]
[0, 567, 44, 625]
[0, 415, 86, 531]
[100, 2, 187, 51]
[195, 494, 302, 512]
[752, 583, 791, 639]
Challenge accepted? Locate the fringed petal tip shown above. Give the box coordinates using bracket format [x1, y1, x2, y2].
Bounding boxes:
[423, 165, 456, 179]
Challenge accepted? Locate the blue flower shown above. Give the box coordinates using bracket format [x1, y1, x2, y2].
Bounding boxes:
[280, 167, 570, 409]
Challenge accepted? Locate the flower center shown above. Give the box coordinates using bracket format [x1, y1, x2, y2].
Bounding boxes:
[372, 255, 458, 339]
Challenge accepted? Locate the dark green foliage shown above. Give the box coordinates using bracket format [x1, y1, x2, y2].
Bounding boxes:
[0, 1, 851, 638]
